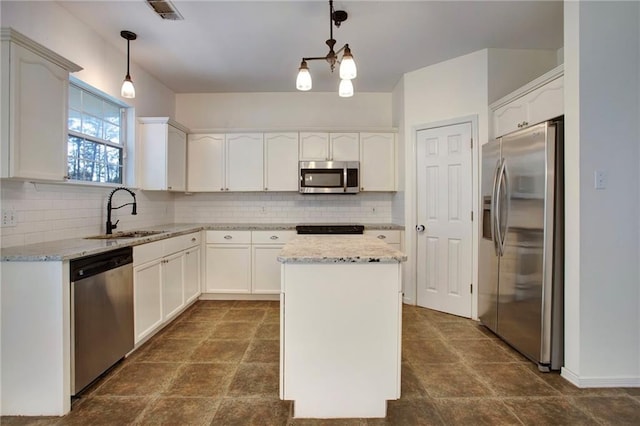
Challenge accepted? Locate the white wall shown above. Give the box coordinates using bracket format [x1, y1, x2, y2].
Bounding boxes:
[563, 1, 640, 386]
[175, 92, 392, 131]
[0, 1, 175, 117]
[401, 49, 489, 307]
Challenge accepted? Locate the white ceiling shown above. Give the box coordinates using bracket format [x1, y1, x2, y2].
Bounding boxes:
[57, 0, 563, 94]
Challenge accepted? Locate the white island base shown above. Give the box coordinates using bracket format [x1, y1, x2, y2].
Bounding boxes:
[279, 262, 402, 418]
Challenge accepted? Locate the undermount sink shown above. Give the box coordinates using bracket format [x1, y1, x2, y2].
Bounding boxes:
[85, 230, 165, 240]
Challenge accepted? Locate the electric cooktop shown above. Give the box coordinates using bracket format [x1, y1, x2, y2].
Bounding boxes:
[295, 224, 365, 235]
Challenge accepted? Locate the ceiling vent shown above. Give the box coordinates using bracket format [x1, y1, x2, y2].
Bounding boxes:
[146, 0, 184, 20]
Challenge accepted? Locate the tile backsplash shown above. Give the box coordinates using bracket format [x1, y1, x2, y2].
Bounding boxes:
[1, 181, 399, 248]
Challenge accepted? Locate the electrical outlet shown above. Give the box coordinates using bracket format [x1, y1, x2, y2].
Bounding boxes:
[2, 208, 16, 227]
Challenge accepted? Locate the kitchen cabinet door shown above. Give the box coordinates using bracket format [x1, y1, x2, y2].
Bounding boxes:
[1, 34, 80, 180]
[166, 125, 186, 191]
[252, 245, 284, 294]
[187, 133, 225, 192]
[299, 132, 329, 161]
[184, 246, 201, 304]
[226, 133, 264, 191]
[360, 133, 395, 191]
[138, 118, 189, 191]
[330, 133, 359, 161]
[205, 244, 252, 293]
[162, 251, 184, 321]
[264, 132, 299, 191]
[133, 260, 163, 344]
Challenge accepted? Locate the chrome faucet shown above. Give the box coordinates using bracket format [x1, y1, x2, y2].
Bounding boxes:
[106, 187, 137, 234]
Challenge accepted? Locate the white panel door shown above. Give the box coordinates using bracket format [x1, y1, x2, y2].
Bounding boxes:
[299, 132, 329, 161]
[264, 132, 299, 191]
[205, 245, 252, 293]
[187, 134, 225, 192]
[416, 122, 473, 317]
[166, 125, 186, 191]
[162, 251, 184, 321]
[133, 260, 163, 343]
[226, 133, 264, 191]
[183, 246, 201, 304]
[252, 245, 284, 294]
[330, 133, 359, 161]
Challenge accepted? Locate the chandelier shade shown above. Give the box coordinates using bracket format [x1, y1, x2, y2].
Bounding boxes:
[120, 30, 137, 99]
[296, 1, 357, 97]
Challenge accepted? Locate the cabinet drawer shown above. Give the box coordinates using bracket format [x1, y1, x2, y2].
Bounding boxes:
[252, 230, 297, 244]
[165, 232, 201, 255]
[364, 230, 401, 244]
[206, 230, 251, 244]
[133, 239, 165, 266]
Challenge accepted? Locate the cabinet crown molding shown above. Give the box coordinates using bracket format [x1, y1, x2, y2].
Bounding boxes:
[137, 116, 190, 133]
[1, 27, 82, 73]
[490, 64, 564, 111]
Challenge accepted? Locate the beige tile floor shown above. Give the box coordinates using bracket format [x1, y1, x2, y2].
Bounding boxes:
[3, 301, 640, 425]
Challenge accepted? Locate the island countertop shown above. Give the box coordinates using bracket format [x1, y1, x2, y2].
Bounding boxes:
[277, 235, 407, 264]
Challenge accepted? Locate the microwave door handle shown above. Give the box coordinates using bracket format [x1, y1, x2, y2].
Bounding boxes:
[343, 167, 347, 192]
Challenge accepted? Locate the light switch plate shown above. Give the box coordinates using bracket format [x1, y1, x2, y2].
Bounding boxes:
[1, 208, 17, 227]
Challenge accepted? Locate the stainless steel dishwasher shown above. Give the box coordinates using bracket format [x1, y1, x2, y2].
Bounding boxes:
[70, 247, 134, 395]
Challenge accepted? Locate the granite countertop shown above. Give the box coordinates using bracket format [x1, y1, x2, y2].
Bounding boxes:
[277, 235, 407, 264]
[1, 223, 404, 262]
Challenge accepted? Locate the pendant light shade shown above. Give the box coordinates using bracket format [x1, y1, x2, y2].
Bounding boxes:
[338, 79, 354, 98]
[296, 1, 357, 97]
[296, 61, 312, 91]
[339, 45, 357, 80]
[120, 30, 137, 99]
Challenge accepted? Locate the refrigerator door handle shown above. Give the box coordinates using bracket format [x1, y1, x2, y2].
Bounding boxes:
[491, 159, 501, 256]
[494, 159, 506, 256]
[499, 162, 511, 255]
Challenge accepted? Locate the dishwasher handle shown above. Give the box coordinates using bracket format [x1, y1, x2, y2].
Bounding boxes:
[70, 247, 133, 281]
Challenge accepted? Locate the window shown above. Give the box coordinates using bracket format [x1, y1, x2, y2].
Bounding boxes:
[67, 83, 126, 183]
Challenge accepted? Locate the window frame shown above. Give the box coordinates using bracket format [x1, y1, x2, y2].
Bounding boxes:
[66, 78, 130, 186]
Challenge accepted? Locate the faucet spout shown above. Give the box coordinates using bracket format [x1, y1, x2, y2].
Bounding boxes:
[106, 187, 137, 234]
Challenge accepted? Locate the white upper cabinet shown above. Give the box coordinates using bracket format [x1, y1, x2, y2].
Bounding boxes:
[138, 117, 188, 191]
[360, 133, 396, 191]
[226, 133, 264, 191]
[264, 132, 299, 191]
[1, 28, 81, 181]
[491, 66, 564, 138]
[187, 133, 225, 192]
[299, 132, 359, 161]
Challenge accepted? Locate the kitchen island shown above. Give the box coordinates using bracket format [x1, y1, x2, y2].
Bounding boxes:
[277, 235, 407, 418]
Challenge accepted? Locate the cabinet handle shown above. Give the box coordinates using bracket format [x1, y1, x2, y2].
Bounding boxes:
[224, 235, 232, 240]
[523, 121, 528, 126]
[270, 235, 279, 240]
[220, 187, 224, 191]
[168, 186, 172, 190]
[377, 235, 386, 239]
[63, 175, 70, 180]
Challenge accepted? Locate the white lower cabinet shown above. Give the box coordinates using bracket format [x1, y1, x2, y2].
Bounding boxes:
[133, 232, 202, 344]
[205, 230, 295, 295]
[205, 231, 252, 293]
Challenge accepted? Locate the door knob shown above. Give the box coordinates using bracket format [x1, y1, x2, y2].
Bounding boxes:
[416, 224, 425, 232]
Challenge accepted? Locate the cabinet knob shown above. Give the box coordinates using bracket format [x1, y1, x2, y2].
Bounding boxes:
[270, 235, 279, 240]
[361, 187, 364, 190]
[191, 237, 196, 242]
[168, 186, 172, 190]
[264, 187, 268, 191]
[220, 188, 224, 191]
[63, 175, 70, 180]
[377, 235, 386, 239]
[224, 235, 232, 240]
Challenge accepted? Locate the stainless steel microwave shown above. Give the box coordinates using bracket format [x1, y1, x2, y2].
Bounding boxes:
[299, 161, 359, 194]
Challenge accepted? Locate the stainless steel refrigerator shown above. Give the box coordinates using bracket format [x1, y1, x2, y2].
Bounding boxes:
[479, 118, 563, 371]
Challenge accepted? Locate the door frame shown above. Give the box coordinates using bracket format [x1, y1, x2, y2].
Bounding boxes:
[405, 115, 480, 319]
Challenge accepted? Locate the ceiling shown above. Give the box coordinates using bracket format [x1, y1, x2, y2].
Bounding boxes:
[57, 1, 563, 94]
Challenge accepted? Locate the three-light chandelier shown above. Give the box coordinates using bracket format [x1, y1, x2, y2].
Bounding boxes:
[296, 0, 357, 97]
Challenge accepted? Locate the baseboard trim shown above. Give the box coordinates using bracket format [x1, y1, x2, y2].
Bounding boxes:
[199, 293, 280, 301]
[561, 367, 640, 388]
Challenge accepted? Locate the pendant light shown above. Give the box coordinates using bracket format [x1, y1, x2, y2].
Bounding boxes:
[296, 0, 357, 97]
[120, 30, 137, 99]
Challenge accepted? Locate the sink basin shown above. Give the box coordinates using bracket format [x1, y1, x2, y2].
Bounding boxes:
[85, 230, 165, 240]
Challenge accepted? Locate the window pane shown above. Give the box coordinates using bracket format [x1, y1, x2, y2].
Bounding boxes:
[69, 85, 82, 110]
[104, 103, 121, 125]
[82, 114, 102, 138]
[83, 92, 103, 118]
[104, 123, 121, 144]
[68, 110, 82, 132]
